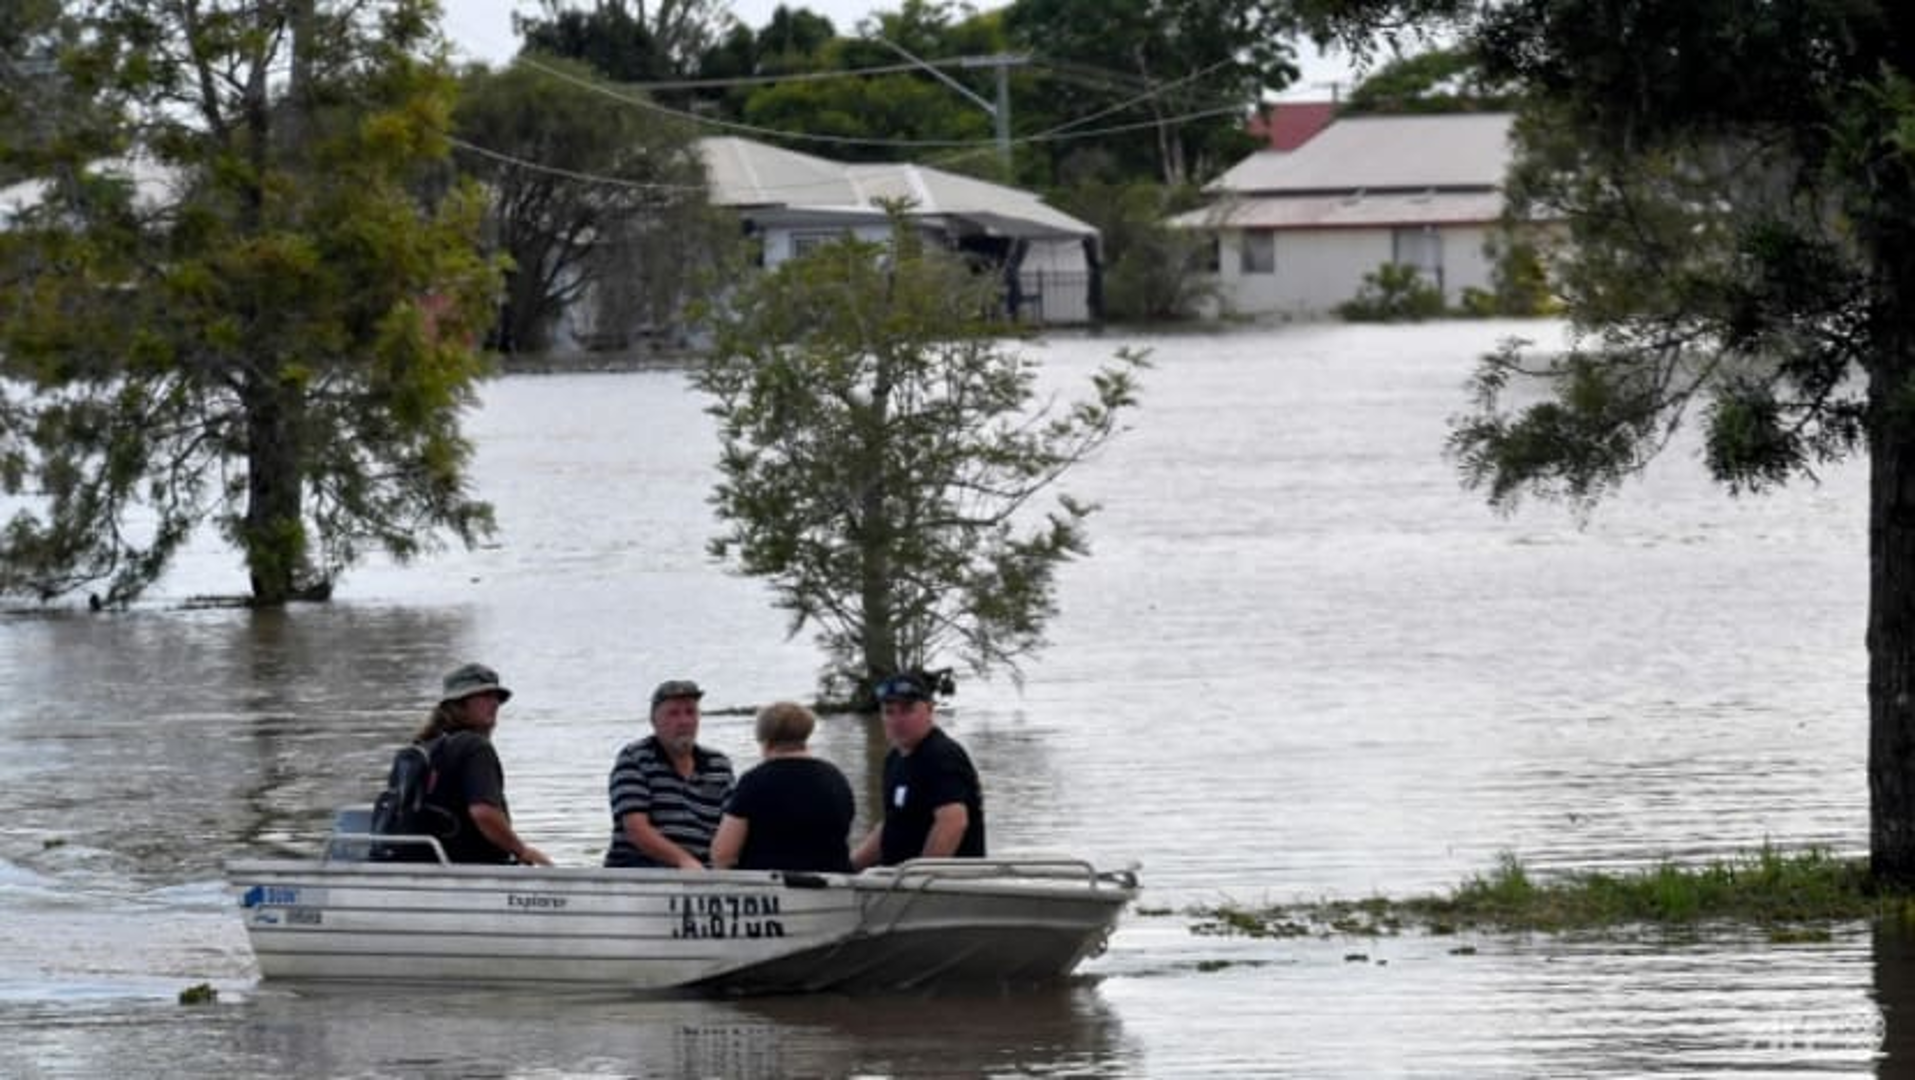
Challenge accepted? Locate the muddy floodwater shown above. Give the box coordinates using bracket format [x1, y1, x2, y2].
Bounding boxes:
[0, 322, 1893, 1077]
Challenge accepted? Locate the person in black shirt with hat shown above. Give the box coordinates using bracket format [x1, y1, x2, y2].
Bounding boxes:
[413, 662, 552, 866]
[851, 672, 985, 869]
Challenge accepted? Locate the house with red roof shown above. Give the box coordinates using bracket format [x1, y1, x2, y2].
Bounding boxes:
[1246, 101, 1337, 152]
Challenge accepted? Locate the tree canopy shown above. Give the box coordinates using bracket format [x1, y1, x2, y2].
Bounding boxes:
[1002, 0, 1300, 185]
[0, 0, 502, 606]
[695, 211, 1144, 706]
[1307, 0, 1915, 881]
[1340, 46, 1517, 113]
[453, 57, 728, 355]
[515, 0, 729, 81]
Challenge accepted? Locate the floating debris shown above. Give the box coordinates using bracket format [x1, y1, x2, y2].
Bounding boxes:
[178, 983, 217, 1005]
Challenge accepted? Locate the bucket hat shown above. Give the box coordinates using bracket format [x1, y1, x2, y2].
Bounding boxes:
[441, 662, 512, 705]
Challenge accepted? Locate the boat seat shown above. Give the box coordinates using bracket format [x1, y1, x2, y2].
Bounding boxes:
[327, 807, 374, 861]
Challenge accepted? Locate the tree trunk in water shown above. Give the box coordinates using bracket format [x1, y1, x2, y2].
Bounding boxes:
[857, 450, 896, 705]
[496, 255, 553, 355]
[242, 378, 307, 606]
[857, 358, 897, 708]
[1870, 291, 1915, 882]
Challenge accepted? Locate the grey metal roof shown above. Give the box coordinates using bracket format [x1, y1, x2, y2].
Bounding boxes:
[699, 136, 864, 209]
[842, 161, 1094, 238]
[1209, 113, 1516, 194]
[698, 136, 1096, 240]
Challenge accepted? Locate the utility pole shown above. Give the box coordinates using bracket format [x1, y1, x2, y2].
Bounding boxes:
[960, 53, 1020, 168]
[872, 39, 1027, 169]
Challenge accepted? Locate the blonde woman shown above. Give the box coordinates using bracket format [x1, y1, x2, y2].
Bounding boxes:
[710, 701, 856, 872]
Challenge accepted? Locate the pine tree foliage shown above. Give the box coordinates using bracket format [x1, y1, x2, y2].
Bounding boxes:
[695, 212, 1144, 704]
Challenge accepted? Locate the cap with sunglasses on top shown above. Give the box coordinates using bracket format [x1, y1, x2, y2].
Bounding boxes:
[873, 673, 932, 704]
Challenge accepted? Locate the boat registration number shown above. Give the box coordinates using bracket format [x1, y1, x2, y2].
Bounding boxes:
[669, 893, 785, 940]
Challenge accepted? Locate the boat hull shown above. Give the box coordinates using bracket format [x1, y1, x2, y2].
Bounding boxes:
[229, 857, 1134, 994]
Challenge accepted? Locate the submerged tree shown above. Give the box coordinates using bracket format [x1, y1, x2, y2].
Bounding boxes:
[696, 212, 1144, 707]
[0, 0, 502, 606]
[1306, 0, 1915, 882]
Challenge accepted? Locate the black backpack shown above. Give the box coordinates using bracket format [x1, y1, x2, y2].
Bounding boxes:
[369, 739, 449, 862]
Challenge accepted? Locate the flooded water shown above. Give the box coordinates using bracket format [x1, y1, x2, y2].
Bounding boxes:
[0, 321, 1892, 1076]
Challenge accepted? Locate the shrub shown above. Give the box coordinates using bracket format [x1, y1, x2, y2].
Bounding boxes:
[1337, 263, 1447, 321]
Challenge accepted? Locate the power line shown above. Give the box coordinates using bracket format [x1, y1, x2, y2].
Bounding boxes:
[554, 57, 931, 91]
[512, 54, 1256, 154]
[1024, 103, 1253, 144]
[1027, 58, 1237, 140]
[514, 55, 1000, 149]
[446, 136, 705, 195]
[450, 132, 900, 204]
[446, 92, 1255, 202]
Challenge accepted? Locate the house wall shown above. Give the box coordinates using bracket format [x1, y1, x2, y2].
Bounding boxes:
[761, 222, 894, 266]
[1207, 224, 1497, 319]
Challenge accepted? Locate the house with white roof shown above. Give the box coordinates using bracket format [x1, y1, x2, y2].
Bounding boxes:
[1171, 112, 1526, 320]
[697, 136, 1100, 325]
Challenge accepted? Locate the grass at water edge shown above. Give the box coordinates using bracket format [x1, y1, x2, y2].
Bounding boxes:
[1188, 847, 1908, 943]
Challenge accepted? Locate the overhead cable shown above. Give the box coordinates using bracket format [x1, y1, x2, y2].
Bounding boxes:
[512, 54, 1254, 153]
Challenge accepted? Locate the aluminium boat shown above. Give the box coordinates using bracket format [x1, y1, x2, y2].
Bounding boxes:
[229, 818, 1137, 995]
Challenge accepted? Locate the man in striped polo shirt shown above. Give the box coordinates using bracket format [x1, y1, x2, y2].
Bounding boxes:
[603, 679, 735, 868]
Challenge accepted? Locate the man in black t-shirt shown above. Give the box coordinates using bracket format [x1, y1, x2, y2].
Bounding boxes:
[850, 673, 985, 869]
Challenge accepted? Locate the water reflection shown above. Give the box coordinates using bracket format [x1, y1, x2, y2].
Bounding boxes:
[0, 983, 1135, 1079]
[0, 604, 476, 879]
[1877, 921, 1915, 1074]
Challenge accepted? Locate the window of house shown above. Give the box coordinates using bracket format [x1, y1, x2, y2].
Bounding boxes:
[1201, 235, 1221, 273]
[790, 231, 839, 259]
[1240, 230, 1275, 275]
[1392, 227, 1444, 287]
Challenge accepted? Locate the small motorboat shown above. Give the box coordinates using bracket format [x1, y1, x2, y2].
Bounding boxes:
[229, 816, 1138, 995]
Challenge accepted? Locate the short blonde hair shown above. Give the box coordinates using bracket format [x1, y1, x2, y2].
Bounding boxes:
[755, 700, 816, 749]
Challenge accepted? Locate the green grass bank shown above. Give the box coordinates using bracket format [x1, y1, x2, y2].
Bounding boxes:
[1189, 848, 1913, 943]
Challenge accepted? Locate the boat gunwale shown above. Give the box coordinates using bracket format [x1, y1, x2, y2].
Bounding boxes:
[228, 855, 1140, 902]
